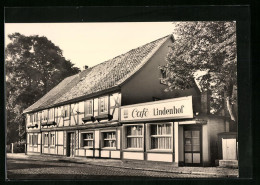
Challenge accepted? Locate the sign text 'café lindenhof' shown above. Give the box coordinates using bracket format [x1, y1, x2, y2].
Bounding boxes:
[120, 96, 193, 122]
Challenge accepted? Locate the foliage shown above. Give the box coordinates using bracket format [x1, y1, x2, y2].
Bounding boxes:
[5, 33, 80, 144]
[161, 22, 237, 121]
[6, 141, 26, 153]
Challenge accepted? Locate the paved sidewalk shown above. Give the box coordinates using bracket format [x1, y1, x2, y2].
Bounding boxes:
[7, 153, 238, 178]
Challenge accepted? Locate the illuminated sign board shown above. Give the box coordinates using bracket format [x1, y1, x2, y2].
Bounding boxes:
[120, 96, 193, 122]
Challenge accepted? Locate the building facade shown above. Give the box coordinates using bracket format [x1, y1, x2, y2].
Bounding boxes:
[24, 35, 230, 166]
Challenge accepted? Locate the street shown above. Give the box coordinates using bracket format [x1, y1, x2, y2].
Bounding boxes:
[6, 155, 218, 180]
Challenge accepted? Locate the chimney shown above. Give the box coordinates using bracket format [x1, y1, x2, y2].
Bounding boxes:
[201, 91, 210, 114]
[83, 65, 88, 70]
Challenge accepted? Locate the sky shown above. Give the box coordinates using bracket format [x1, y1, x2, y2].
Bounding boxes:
[5, 22, 175, 70]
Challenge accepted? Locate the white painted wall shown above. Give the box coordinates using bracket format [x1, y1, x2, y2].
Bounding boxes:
[123, 152, 144, 160]
[174, 122, 179, 163]
[117, 129, 121, 149]
[202, 124, 209, 163]
[111, 151, 120, 158]
[94, 130, 100, 157]
[147, 153, 173, 162]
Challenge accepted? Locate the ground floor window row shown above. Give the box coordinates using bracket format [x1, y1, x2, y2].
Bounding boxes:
[28, 123, 173, 151]
[79, 123, 173, 151]
[27, 124, 208, 166]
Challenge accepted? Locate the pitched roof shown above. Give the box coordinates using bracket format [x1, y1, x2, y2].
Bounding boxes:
[23, 35, 172, 113]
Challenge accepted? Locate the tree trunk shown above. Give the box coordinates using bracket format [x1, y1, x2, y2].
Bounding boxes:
[226, 96, 236, 122]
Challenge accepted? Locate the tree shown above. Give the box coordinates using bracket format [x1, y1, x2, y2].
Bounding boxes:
[5, 33, 80, 144]
[161, 22, 237, 124]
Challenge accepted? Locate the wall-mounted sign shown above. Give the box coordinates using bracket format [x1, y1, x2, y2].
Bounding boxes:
[120, 96, 193, 122]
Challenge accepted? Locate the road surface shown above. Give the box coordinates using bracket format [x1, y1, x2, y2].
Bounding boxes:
[7, 156, 210, 180]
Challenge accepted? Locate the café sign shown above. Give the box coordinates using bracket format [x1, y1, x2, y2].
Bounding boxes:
[120, 96, 193, 122]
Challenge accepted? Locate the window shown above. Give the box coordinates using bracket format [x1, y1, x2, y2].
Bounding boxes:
[50, 133, 55, 146]
[38, 112, 42, 122]
[81, 133, 94, 148]
[126, 125, 143, 149]
[32, 134, 38, 146]
[150, 123, 172, 150]
[42, 110, 48, 121]
[33, 113, 38, 122]
[102, 132, 116, 148]
[63, 105, 70, 118]
[99, 96, 108, 114]
[29, 134, 33, 146]
[161, 69, 167, 78]
[44, 133, 49, 146]
[160, 69, 168, 84]
[29, 114, 33, 123]
[49, 109, 54, 120]
[84, 100, 93, 116]
[29, 134, 37, 146]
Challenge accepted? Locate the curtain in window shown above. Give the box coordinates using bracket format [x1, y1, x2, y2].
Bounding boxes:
[82, 133, 93, 147]
[150, 124, 172, 149]
[126, 126, 143, 148]
[103, 132, 116, 147]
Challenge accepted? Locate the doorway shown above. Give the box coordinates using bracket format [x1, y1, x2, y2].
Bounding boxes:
[184, 126, 202, 166]
[67, 132, 75, 157]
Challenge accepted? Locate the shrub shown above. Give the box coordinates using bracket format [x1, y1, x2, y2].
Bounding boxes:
[8, 141, 26, 153]
[6, 145, 11, 153]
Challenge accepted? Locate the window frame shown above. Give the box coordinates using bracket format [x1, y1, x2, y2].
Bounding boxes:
[38, 111, 42, 123]
[42, 110, 48, 122]
[33, 113, 38, 123]
[147, 122, 173, 152]
[29, 114, 33, 123]
[80, 131, 94, 148]
[32, 134, 38, 146]
[84, 99, 93, 116]
[29, 134, 33, 146]
[49, 132, 55, 147]
[101, 130, 116, 149]
[44, 133, 49, 146]
[123, 124, 144, 151]
[63, 105, 70, 119]
[48, 108, 54, 120]
[98, 96, 109, 115]
[160, 69, 168, 85]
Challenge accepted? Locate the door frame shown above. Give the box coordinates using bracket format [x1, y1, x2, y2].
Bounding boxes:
[67, 131, 76, 157]
[183, 125, 202, 166]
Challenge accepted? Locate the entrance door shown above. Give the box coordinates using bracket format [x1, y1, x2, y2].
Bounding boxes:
[184, 126, 202, 166]
[67, 132, 75, 157]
